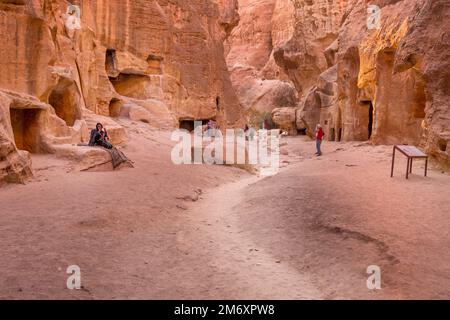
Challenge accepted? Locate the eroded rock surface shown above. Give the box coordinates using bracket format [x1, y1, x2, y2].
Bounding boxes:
[226, 0, 298, 121]
[321, 0, 450, 165]
[0, 0, 244, 184]
[1, 0, 449, 185]
[231, 0, 449, 164]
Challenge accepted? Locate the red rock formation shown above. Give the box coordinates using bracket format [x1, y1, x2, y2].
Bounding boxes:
[0, 0, 244, 184]
[1, 0, 449, 185]
[226, 0, 298, 121]
[265, 0, 449, 165]
[273, 0, 347, 94]
[329, 0, 449, 164]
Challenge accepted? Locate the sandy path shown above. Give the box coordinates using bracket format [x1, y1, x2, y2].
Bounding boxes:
[170, 137, 450, 300]
[230, 137, 450, 299]
[166, 176, 324, 299]
[0, 125, 449, 299]
[0, 124, 251, 299]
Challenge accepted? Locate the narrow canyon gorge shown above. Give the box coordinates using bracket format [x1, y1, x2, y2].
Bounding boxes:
[0, 0, 449, 182]
[0, 0, 449, 300]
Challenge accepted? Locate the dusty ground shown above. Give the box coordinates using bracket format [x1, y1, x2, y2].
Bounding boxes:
[0, 122, 449, 299]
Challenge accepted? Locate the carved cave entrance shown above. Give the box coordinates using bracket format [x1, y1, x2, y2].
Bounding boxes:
[368, 101, 374, 139]
[297, 128, 307, 135]
[359, 100, 374, 140]
[438, 139, 448, 153]
[179, 119, 213, 132]
[48, 78, 82, 127]
[331, 110, 343, 142]
[10, 107, 42, 153]
[105, 49, 118, 76]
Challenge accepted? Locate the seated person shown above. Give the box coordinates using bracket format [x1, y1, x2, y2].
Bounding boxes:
[89, 123, 113, 149]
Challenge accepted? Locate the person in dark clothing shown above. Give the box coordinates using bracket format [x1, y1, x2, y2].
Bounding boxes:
[84, 123, 133, 169]
[89, 123, 113, 149]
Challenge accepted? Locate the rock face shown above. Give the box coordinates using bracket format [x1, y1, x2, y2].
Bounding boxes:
[0, 0, 244, 184]
[226, 0, 298, 121]
[226, 0, 347, 126]
[232, 0, 449, 165]
[88, 0, 243, 125]
[273, 0, 347, 94]
[1, 0, 449, 185]
[271, 107, 297, 135]
[315, 0, 450, 165]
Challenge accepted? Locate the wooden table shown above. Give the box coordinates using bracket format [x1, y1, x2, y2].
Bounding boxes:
[391, 145, 428, 179]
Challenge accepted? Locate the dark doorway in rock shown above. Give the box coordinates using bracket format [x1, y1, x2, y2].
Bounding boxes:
[216, 96, 220, 111]
[48, 78, 82, 127]
[179, 120, 195, 132]
[10, 108, 42, 153]
[297, 128, 307, 136]
[368, 101, 374, 139]
[179, 119, 213, 132]
[413, 79, 426, 119]
[438, 139, 448, 152]
[360, 100, 374, 140]
[336, 109, 343, 142]
[105, 49, 117, 76]
[330, 128, 336, 141]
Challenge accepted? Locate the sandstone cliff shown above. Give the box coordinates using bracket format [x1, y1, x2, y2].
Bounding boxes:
[313, 0, 450, 165]
[233, 0, 449, 165]
[226, 0, 298, 122]
[0, 0, 243, 184]
[1, 0, 449, 185]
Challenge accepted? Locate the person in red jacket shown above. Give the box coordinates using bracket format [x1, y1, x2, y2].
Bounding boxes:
[315, 124, 325, 156]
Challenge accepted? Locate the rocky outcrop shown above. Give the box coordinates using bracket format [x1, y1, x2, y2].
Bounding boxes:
[226, 0, 298, 120]
[313, 0, 450, 164]
[1, 0, 449, 186]
[0, 0, 244, 184]
[216, 0, 240, 41]
[227, 0, 348, 128]
[273, 0, 347, 94]
[271, 107, 297, 135]
[88, 0, 243, 126]
[249, 0, 449, 165]
[0, 89, 87, 185]
[386, 0, 450, 163]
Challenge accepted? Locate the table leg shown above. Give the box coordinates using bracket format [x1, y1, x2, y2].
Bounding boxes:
[391, 147, 396, 177]
[406, 158, 410, 179]
[425, 158, 428, 177]
[410, 158, 413, 173]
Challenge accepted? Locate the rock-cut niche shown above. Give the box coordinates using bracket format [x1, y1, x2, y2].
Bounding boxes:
[48, 77, 82, 127]
[10, 105, 42, 153]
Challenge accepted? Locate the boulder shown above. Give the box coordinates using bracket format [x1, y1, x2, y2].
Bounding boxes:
[272, 107, 297, 135]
